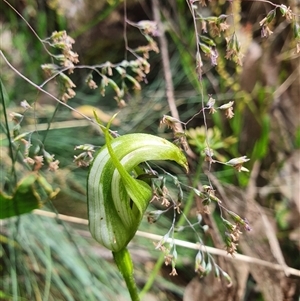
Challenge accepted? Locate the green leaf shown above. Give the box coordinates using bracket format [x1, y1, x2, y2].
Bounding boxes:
[252, 115, 270, 159]
[295, 126, 300, 148]
[0, 78, 10, 108]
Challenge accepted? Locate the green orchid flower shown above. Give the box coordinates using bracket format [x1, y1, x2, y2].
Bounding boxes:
[87, 119, 188, 301]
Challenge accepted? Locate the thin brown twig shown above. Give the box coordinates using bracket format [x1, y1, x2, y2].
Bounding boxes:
[32, 209, 300, 277]
[246, 162, 290, 276]
[3, 0, 53, 56]
[151, 0, 179, 122]
[240, 0, 279, 7]
[0, 51, 94, 123]
[123, 0, 128, 60]
[151, 0, 196, 159]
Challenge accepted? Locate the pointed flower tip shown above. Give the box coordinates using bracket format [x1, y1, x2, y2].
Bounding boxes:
[183, 162, 189, 173]
[226, 156, 250, 165]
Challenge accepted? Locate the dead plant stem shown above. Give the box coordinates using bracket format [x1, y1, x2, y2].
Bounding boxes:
[152, 1, 195, 158]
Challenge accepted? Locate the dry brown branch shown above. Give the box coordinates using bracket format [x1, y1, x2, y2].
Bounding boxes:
[208, 162, 297, 301]
[33, 209, 300, 277]
[151, 0, 196, 159]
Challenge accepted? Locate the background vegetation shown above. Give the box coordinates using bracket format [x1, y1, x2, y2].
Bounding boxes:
[1, 0, 299, 300]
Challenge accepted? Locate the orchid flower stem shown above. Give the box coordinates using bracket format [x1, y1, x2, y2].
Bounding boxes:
[113, 248, 140, 301]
